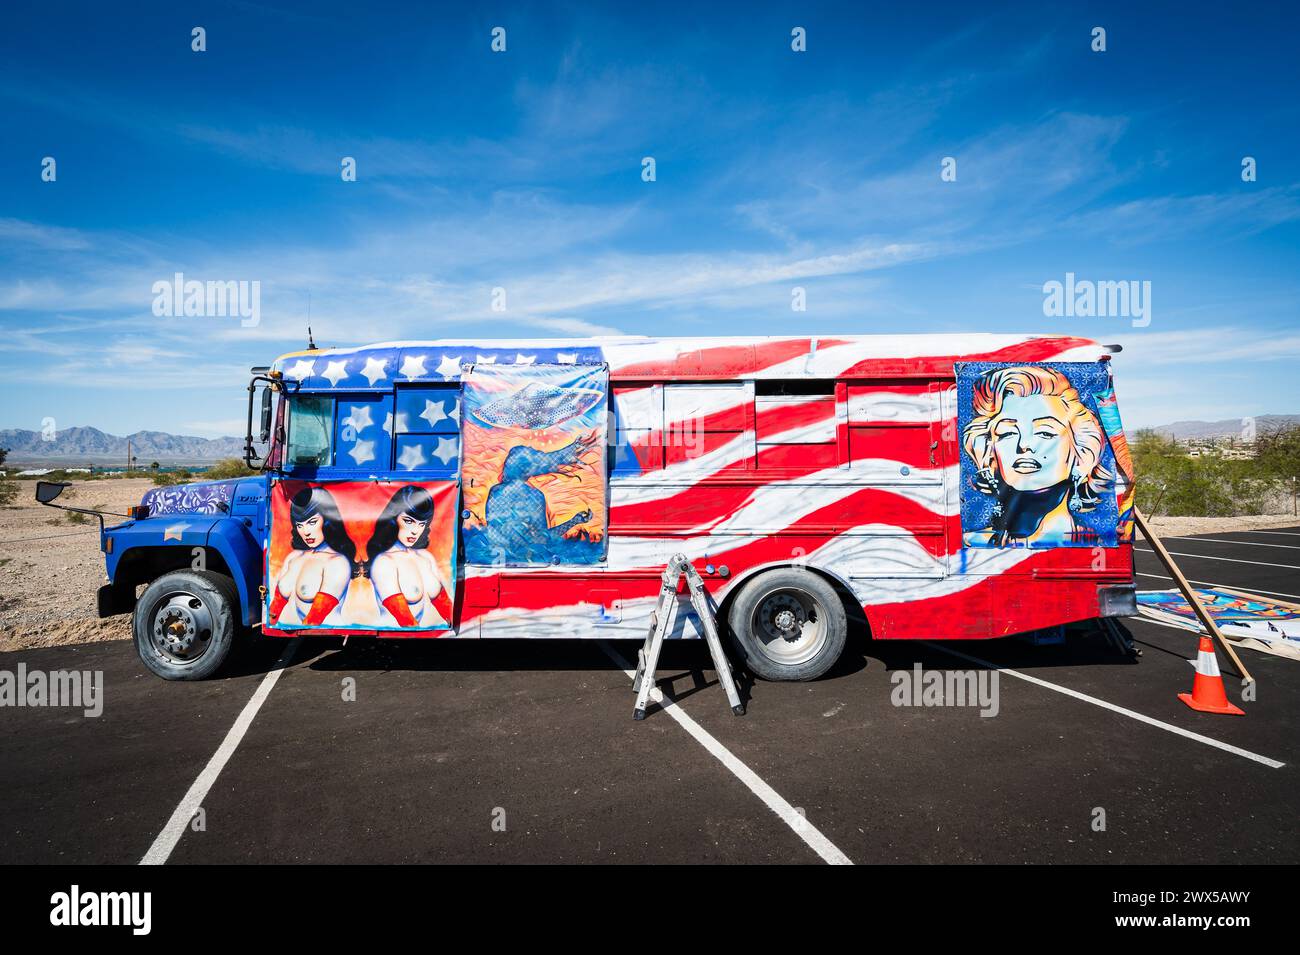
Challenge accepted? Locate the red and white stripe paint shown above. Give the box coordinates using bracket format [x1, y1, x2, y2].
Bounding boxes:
[456, 334, 1131, 642]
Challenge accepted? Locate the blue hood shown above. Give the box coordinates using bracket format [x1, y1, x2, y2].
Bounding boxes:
[140, 478, 244, 517]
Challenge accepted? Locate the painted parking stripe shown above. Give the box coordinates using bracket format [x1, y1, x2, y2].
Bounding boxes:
[1134, 546, 1300, 571]
[1237, 530, 1300, 538]
[601, 643, 853, 865]
[922, 642, 1285, 770]
[1135, 572, 1300, 602]
[1165, 536, 1300, 550]
[140, 640, 300, 865]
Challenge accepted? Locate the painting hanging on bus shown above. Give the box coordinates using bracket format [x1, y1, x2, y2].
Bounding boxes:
[956, 362, 1125, 548]
[265, 480, 458, 632]
[1093, 379, 1136, 542]
[460, 363, 608, 566]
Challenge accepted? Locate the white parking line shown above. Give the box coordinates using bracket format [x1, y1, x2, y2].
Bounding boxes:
[600, 643, 853, 865]
[1240, 530, 1300, 538]
[922, 642, 1285, 770]
[1166, 536, 1300, 550]
[1135, 572, 1300, 601]
[1134, 546, 1300, 571]
[140, 640, 300, 865]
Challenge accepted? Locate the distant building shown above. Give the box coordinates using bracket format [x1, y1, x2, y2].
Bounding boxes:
[1178, 435, 1257, 460]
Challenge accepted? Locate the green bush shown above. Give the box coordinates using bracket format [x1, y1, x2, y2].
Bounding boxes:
[152, 469, 194, 486]
[1253, 425, 1300, 483]
[203, 458, 258, 480]
[1132, 429, 1271, 517]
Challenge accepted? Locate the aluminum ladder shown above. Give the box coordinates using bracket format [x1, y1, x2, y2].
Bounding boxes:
[633, 553, 745, 720]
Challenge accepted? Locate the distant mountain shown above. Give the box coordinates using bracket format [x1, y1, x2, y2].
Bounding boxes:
[0, 426, 244, 465]
[1150, 414, 1300, 440]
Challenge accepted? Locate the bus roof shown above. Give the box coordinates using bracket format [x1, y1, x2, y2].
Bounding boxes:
[271, 334, 1110, 390]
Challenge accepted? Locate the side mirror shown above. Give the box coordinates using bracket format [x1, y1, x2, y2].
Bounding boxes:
[259, 386, 274, 443]
[35, 480, 71, 504]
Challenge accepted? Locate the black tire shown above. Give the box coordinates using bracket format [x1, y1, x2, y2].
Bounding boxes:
[726, 568, 847, 682]
[133, 570, 239, 681]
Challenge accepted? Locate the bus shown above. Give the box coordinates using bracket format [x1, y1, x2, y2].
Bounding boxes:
[45, 334, 1138, 681]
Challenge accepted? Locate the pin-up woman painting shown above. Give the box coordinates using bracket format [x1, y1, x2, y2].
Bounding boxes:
[266, 486, 356, 625]
[366, 484, 450, 629]
[962, 365, 1113, 547]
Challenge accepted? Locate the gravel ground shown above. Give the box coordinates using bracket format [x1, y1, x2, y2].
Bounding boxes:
[0, 478, 148, 651]
[1142, 513, 1300, 537]
[1, 476, 1296, 652]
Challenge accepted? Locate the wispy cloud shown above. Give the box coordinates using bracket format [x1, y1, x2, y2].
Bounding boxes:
[2, 7, 1297, 435]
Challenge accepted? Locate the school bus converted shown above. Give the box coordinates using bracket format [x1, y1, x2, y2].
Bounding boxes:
[70, 334, 1137, 681]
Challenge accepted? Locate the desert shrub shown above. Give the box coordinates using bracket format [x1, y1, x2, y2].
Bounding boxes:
[152, 469, 194, 487]
[1252, 425, 1300, 483]
[203, 458, 258, 480]
[1132, 429, 1270, 516]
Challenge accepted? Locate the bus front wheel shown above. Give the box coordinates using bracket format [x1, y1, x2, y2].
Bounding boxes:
[133, 570, 239, 681]
[726, 569, 846, 681]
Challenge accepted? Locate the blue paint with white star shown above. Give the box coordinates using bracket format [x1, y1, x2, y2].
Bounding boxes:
[273, 345, 609, 479]
[272, 345, 605, 392]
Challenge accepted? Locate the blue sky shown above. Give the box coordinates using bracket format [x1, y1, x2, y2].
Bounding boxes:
[2, 0, 1297, 437]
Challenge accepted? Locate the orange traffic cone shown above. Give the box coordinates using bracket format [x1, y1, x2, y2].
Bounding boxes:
[1178, 635, 1244, 715]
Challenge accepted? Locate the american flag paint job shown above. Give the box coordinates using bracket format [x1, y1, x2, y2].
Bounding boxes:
[267, 335, 1130, 642]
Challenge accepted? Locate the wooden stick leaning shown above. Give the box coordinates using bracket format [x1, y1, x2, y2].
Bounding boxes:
[1133, 507, 1254, 685]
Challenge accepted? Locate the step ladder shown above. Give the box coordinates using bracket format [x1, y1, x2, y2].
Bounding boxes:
[633, 553, 745, 720]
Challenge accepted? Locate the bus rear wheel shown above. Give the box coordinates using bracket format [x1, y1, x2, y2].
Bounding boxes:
[726, 569, 846, 681]
[134, 570, 238, 681]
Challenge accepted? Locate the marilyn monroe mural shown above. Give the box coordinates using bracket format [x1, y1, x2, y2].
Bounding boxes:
[958, 363, 1121, 548]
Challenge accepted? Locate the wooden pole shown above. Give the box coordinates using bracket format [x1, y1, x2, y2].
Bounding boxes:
[1134, 507, 1254, 684]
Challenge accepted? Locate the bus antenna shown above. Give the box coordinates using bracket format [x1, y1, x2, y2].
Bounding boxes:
[306, 291, 317, 350]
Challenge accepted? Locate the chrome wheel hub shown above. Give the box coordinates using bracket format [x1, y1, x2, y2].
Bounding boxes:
[753, 588, 826, 666]
[150, 592, 214, 664]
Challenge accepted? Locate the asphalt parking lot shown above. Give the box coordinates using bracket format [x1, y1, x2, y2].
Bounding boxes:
[2, 526, 1297, 865]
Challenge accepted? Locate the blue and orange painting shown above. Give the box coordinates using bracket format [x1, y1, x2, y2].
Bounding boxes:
[956, 362, 1121, 549]
[461, 364, 608, 566]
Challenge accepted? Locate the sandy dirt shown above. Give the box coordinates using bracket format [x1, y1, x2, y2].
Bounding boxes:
[0, 478, 148, 651]
[1, 476, 1296, 651]
[1142, 513, 1299, 537]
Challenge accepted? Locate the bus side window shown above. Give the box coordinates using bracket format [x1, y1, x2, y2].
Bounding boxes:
[394, 385, 461, 474]
[286, 395, 335, 468]
[663, 382, 754, 469]
[754, 380, 838, 470]
[845, 381, 941, 478]
[611, 383, 662, 475]
[336, 395, 393, 470]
